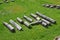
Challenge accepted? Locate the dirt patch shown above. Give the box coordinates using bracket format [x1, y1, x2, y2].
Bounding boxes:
[4, 4, 26, 13]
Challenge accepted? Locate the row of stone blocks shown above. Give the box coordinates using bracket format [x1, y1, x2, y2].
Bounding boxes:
[0, 0, 15, 4]
[43, 4, 60, 9]
[3, 12, 56, 33]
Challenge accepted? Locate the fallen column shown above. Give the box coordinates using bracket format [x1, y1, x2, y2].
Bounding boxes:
[17, 17, 31, 28]
[36, 12, 56, 24]
[17, 17, 24, 24]
[30, 13, 40, 21]
[23, 21, 31, 27]
[30, 20, 48, 27]
[49, 4, 56, 8]
[23, 15, 33, 22]
[9, 19, 22, 31]
[42, 4, 50, 8]
[41, 21, 48, 27]
[56, 5, 60, 9]
[30, 21, 41, 25]
[3, 22, 15, 32]
[41, 19, 51, 25]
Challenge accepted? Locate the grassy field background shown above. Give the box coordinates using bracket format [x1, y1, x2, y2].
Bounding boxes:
[0, 0, 60, 40]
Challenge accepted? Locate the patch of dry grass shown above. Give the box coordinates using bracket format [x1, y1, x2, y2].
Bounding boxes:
[4, 4, 26, 13]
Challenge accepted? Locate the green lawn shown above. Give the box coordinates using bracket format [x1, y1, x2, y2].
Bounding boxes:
[0, 0, 60, 40]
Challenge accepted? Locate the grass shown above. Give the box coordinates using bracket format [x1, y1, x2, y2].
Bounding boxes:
[0, 0, 60, 40]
